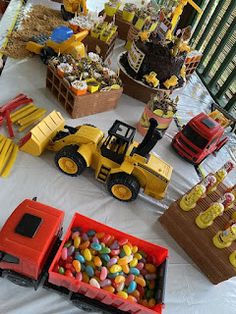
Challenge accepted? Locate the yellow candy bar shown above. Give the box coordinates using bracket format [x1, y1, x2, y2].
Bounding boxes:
[0, 142, 14, 175]
[18, 117, 42, 132]
[0, 137, 7, 153]
[10, 103, 35, 119]
[0, 138, 12, 173]
[18, 108, 46, 126]
[12, 106, 38, 123]
[1, 144, 18, 178]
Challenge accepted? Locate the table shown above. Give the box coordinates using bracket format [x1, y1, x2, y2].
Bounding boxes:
[0, 1, 236, 314]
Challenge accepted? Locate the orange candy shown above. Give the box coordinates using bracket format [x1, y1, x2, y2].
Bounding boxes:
[122, 264, 130, 274]
[79, 240, 90, 250]
[93, 256, 102, 267]
[127, 295, 137, 303]
[148, 298, 156, 307]
[82, 272, 89, 283]
[135, 276, 146, 287]
[145, 263, 156, 273]
[103, 286, 115, 293]
[96, 232, 105, 239]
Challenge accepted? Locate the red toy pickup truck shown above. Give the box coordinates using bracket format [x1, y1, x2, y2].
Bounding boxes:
[172, 112, 228, 165]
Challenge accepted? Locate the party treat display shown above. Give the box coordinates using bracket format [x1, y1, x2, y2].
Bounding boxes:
[19, 112, 172, 202]
[159, 161, 236, 284]
[172, 112, 228, 165]
[46, 53, 122, 117]
[0, 199, 168, 313]
[137, 93, 179, 136]
[26, 26, 88, 64]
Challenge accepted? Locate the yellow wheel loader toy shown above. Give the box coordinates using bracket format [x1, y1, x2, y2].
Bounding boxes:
[26, 26, 88, 64]
[19, 111, 173, 202]
[61, 0, 88, 21]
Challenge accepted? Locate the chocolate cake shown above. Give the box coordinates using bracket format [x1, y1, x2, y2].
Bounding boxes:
[120, 36, 186, 89]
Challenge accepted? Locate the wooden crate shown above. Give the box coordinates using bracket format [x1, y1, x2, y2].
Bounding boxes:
[119, 65, 171, 104]
[46, 65, 123, 118]
[84, 32, 118, 61]
[103, 10, 131, 41]
[159, 183, 236, 284]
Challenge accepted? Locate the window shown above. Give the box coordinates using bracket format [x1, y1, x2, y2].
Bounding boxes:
[0, 251, 19, 264]
[182, 125, 209, 149]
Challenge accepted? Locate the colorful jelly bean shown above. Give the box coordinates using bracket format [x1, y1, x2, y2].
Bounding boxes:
[75, 252, 85, 263]
[117, 281, 125, 292]
[64, 240, 72, 248]
[61, 247, 67, 260]
[122, 264, 130, 274]
[127, 295, 137, 303]
[100, 246, 111, 254]
[76, 272, 83, 281]
[93, 256, 102, 267]
[72, 231, 80, 239]
[87, 229, 96, 237]
[132, 246, 138, 254]
[148, 298, 156, 307]
[103, 286, 115, 293]
[101, 253, 110, 263]
[73, 260, 81, 273]
[136, 262, 144, 270]
[118, 238, 128, 246]
[115, 275, 126, 284]
[145, 264, 156, 273]
[130, 267, 140, 276]
[110, 240, 119, 250]
[83, 248, 92, 261]
[85, 265, 94, 277]
[58, 266, 65, 274]
[80, 240, 90, 250]
[130, 258, 138, 267]
[135, 276, 146, 287]
[123, 244, 132, 256]
[67, 245, 75, 256]
[65, 269, 73, 277]
[118, 256, 129, 266]
[100, 279, 112, 287]
[110, 249, 120, 256]
[127, 281, 137, 294]
[107, 272, 120, 279]
[82, 272, 89, 283]
[102, 234, 111, 244]
[90, 278, 100, 288]
[74, 236, 81, 248]
[71, 227, 81, 233]
[110, 264, 122, 273]
[96, 232, 105, 239]
[82, 232, 89, 241]
[107, 257, 118, 267]
[125, 274, 135, 286]
[117, 291, 128, 299]
[91, 242, 102, 251]
[100, 266, 108, 281]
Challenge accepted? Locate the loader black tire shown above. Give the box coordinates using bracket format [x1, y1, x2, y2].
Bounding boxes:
[107, 173, 140, 202]
[55, 145, 87, 177]
[40, 47, 56, 65]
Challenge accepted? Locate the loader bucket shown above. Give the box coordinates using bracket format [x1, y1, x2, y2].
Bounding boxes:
[19, 111, 65, 156]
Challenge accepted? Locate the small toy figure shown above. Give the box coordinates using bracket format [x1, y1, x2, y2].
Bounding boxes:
[229, 251, 236, 268]
[143, 71, 160, 88]
[213, 224, 236, 249]
[201, 174, 217, 197]
[180, 184, 206, 211]
[207, 161, 235, 194]
[195, 202, 224, 229]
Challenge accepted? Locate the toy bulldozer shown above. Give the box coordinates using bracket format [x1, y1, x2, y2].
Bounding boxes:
[26, 26, 88, 64]
[19, 111, 173, 202]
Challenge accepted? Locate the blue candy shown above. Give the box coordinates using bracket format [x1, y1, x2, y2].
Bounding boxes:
[87, 229, 96, 237]
[127, 281, 137, 294]
[130, 267, 140, 276]
[75, 252, 85, 263]
[85, 265, 94, 277]
[101, 254, 110, 262]
[91, 243, 102, 251]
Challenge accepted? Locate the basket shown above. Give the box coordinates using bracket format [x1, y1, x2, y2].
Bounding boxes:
[84, 32, 118, 61]
[49, 212, 168, 313]
[46, 65, 123, 118]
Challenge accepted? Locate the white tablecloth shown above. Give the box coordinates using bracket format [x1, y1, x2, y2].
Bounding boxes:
[0, 1, 236, 313]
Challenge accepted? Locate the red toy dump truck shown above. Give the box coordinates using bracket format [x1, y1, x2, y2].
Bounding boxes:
[0, 199, 168, 313]
[172, 112, 228, 165]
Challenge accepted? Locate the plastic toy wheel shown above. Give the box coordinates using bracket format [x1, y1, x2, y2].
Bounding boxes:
[55, 145, 87, 176]
[40, 47, 56, 65]
[107, 173, 140, 201]
[4, 272, 33, 287]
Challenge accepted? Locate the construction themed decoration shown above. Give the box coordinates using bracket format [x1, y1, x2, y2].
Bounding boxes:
[180, 184, 206, 212]
[137, 92, 178, 136]
[61, 0, 88, 21]
[213, 222, 236, 249]
[207, 161, 235, 194]
[159, 163, 236, 284]
[19, 112, 172, 202]
[172, 112, 229, 165]
[26, 26, 88, 64]
[0, 134, 18, 178]
[195, 201, 225, 229]
[46, 53, 122, 118]
[201, 174, 217, 196]
[104, 0, 121, 17]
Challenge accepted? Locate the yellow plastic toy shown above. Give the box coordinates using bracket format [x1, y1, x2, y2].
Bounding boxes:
[0, 134, 18, 178]
[229, 251, 236, 268]
[195, 202, 224, 229]
[208, 110, 231, 128]
[143, 72, 160, 88]
[166, 0, 202, 40]
[163, 75, 178, 89]
[62, 0, 88, 21]
[19, 113, 173, 202]
[26, 29, 88, 64]
[213, 224, 236, 249]
[180, 184, 206, 211]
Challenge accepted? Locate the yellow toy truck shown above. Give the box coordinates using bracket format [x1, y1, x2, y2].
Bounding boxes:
[19, 111, 173, 202]
[26, 26, 88, 64]
[61, 0, 87, 21]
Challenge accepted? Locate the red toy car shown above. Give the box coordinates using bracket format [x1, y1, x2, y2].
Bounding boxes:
[172, 112, 228, 165]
